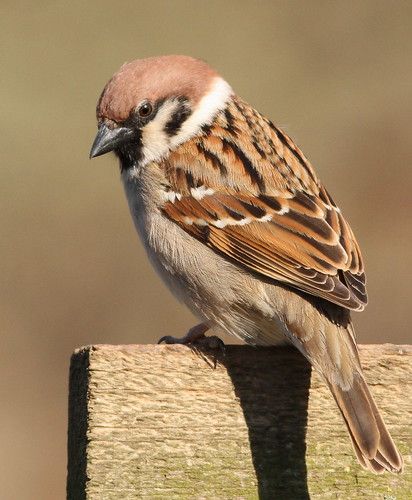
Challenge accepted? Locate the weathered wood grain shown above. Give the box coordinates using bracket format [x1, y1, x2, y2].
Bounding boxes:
[67, 344, 411, 499]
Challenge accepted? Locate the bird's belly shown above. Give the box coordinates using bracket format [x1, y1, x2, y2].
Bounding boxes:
[131, 206, 290, 346]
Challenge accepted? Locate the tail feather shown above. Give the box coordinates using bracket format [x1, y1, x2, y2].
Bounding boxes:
[281, 292, 403, 473]
[345, 414, 386, 474]
[328, 374, 403, 473]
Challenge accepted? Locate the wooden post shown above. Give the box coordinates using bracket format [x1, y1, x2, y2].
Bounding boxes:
[67, 344, 411, 499]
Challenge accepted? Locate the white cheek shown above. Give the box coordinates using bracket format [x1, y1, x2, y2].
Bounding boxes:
[140, 101, 178, 164]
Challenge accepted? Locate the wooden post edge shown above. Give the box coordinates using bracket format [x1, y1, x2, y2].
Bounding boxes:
[67, 344, 411, 499]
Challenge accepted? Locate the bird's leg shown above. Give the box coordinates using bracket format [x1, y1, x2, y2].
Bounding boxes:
[158, 322, 225, 352]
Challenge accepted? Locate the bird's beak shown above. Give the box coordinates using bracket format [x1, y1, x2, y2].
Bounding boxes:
[89, 123, 135, 159]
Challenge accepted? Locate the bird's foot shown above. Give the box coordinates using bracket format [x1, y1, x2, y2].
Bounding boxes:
[158, 322, 209, 345]
[158, 323, 225, 367]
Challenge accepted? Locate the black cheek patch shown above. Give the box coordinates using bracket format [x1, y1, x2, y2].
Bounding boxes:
[164, 100, 192, 136]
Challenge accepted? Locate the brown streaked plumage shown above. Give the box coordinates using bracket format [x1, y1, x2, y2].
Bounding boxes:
[161, 96, 367, 312]
[90, 55, 403, 474]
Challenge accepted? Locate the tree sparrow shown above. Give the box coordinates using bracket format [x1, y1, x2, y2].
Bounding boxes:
[90, 55, 402, 473]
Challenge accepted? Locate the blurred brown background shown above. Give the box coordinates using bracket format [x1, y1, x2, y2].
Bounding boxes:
[1, 1, 411, 498]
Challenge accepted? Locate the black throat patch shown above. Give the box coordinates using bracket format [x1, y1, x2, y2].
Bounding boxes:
[115, 130, 143, 172]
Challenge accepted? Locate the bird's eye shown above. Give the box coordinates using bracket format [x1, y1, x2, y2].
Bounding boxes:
[137, 102, 153, 118]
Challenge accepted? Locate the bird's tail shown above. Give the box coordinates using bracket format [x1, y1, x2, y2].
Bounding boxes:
[327, 373, 403, 473]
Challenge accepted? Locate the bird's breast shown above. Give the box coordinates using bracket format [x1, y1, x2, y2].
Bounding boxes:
[120, 163, 291, 346]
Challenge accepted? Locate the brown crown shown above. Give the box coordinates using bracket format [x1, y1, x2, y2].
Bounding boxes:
[96, 55, 219, 123]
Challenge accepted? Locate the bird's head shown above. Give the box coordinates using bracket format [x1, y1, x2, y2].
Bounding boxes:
[90, 55, 233, 170]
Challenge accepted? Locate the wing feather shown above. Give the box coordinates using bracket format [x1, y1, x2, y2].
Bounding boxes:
[158, 96, 367, 311]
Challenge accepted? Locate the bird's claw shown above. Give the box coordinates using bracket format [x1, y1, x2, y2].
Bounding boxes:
[158, 335, 187, 344]
[157, 328, 225, 368]
[158, 333, 224, 352]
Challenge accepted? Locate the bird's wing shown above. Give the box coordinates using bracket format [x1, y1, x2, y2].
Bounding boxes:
[159, 97, 367, 311]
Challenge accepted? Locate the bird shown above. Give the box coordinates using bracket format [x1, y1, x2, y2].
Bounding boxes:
[90, 55, 403, 474]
